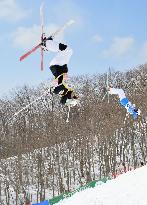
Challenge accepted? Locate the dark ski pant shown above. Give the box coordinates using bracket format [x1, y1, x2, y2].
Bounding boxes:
[50, 64, 68, 84]
[53, 84, 73, 104]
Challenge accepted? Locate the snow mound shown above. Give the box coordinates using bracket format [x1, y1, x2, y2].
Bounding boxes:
[57, 165, 147, 205]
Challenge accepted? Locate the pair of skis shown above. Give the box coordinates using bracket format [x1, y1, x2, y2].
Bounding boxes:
[19, 3, 75, 70]
[8, 85, 70, 124]
[7, 87, 51, 124]
[102, 68, 119, 103]
[102, 67, 111, 103]
[19, 3, 45, 70]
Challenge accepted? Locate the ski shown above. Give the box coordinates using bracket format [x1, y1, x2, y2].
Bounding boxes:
[102, 67, 111, 102]
[107, 70, 109, 103]
[8, 87, 51, 123]
[19, 19, 75, 62]
[20, 44, 41, 61]
[40, 3, 44, 71]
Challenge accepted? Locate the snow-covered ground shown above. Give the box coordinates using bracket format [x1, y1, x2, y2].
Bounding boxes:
[57, 165, 147, 205]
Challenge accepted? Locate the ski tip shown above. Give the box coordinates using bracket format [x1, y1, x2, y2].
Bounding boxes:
[138, 109, 141, 116]
[67, 19, 75, 26]
[20, 56, 24, 61]
[40, 2, 44, 10]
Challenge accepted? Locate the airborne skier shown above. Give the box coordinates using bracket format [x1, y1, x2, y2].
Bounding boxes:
[41, 35, 79, 106]
[108, 86, 141, 119]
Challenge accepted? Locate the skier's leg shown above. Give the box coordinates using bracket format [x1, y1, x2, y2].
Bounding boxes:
[53, 83, 68, 95]
[50, 64, 68, 77]
[120, 98, 138, 118]
[50, 64, 68, 84]
[60, 96, 67, 104]
[120, 98, 129, 107]
[60, 90, 74, 104]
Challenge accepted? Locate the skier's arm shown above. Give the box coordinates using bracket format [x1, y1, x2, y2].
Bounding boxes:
[108, 88, 126, 100]
[44, 36, 68, 52]
[46, 39, 60, 52]
[108, 88, 122, 95]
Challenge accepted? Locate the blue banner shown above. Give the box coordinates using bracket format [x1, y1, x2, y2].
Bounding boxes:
[32, 200, 49, 205]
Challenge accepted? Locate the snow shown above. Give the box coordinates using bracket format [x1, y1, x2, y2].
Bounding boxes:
[57, 165, 147, 205]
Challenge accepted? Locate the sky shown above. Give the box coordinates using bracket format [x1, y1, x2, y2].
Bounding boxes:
[57, 165, 147, 205]
[1, 0, 147, 97]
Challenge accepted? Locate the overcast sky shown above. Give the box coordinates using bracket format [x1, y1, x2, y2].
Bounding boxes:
[1, 0, 147, 96]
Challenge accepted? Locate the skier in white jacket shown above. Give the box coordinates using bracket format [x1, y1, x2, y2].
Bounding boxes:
[108, 87, 140, 119]
[42, 36, 78, 106]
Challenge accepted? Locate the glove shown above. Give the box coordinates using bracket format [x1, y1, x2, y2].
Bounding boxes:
[41, 36, 47, 46]
[41, 36, 48, 51]
[46, 36, 53, 41]
[41, 35, 53, 51]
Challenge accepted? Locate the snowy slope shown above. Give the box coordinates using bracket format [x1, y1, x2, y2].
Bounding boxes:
[57, 165, 147, 205]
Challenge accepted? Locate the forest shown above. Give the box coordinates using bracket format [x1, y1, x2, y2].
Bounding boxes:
[0, 64, 147, 204]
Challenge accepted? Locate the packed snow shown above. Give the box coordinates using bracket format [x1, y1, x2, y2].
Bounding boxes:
[57, 165, 147, 205]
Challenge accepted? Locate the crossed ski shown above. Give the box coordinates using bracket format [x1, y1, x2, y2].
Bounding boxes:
[19, 19, 75, 69]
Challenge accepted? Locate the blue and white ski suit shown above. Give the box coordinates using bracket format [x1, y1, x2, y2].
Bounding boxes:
[108, 88, 138, 119]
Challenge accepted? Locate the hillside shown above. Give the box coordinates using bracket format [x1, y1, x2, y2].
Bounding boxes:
[0, 65, 147, 204]
[58, 165, 147, 205]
